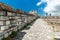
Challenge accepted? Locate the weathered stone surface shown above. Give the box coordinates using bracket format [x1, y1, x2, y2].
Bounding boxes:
[22, 19, 54, 40]
[13, 19, 54, 40]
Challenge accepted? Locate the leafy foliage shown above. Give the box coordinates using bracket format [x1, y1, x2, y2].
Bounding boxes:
[9, 31, 17, 38]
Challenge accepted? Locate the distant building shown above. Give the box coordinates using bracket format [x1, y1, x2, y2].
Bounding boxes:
[29, 10, 38, 17]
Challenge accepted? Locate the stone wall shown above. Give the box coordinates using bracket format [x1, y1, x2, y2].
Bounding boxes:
[0, 11, 37, 40]
[43, 16, 60, 38]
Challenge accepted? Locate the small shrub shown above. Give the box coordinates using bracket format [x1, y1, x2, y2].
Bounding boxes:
[2, 38, 6, 40]
[6, 37, 11, 40]
[2, 37, 11, 40]
[9, 31, 17, 38]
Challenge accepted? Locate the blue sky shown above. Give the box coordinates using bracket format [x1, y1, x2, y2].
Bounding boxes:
[0, 0, 47, 16]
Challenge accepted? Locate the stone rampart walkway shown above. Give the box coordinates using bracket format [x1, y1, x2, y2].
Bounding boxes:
[13, 19, 54, 40]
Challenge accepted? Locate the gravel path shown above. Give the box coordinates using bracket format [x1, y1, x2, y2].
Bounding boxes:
[13, 19, 54, 40]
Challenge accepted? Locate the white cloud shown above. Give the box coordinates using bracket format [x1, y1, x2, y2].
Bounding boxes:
[36, 2, 42, 6]
[37, 0, 60, 16]
[36, 0, 46, 6]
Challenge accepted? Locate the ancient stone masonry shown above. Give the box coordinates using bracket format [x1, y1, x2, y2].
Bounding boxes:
[43, 16, 60, 39]
[0, 2, 37, 40]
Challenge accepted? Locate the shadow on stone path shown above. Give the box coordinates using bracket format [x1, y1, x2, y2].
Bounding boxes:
[12, 27, 30, 40]
[12, 32, 26, 40]
[12, 20, 35, 40]
[23, 27, 30, 30]
[54, 38, 60, 40]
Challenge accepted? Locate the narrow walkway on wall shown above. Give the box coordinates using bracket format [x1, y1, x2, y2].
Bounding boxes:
[13, 18, 54, 40]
